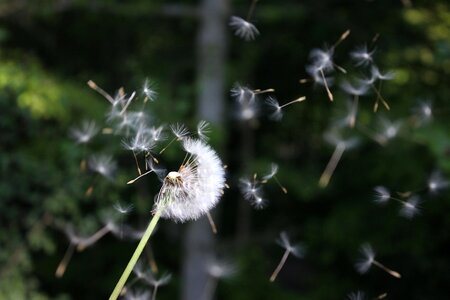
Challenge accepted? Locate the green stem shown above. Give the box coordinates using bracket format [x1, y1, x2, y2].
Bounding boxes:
[109, 209, 162, 300]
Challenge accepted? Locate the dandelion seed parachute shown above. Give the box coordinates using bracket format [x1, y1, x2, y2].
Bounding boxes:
[154, 138, 226, 222]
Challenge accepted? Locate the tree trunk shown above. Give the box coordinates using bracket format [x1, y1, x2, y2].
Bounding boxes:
[181, 1, 228, 300]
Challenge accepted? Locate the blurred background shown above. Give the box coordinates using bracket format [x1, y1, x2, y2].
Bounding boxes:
[1, 0, 450, 299]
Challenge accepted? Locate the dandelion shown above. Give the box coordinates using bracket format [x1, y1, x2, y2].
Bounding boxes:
[355, 243, 401, 278]
[70, 120, 99, 144]
[229, 16, 259, 41]
[266, 96, 306, 121]
[203, 257, 237, 300]
[427, 171, 449, 193]
[143, 272, 172, 300]
[123, 289, 152, 300]
[262, 163, 288, 194]
[159, 123, 190, 154]
[88, 154, 117, 180]
[362, 65, 394, 111]
[270, 231, 304, 282]
[197, 120, 211, 141]
[142, 78, 157, 102]
[350, 44, 375, 67]
[347, 291, 366, 300]
[375, 117, 402, 145]
[412, 100, 433, 126]
[373, 186, 391, 204]
[319, 130, 359, 188]
[399, 196, 421, 219]
[340, 79, 370, 128]
[239, 176, 267, 209]
[110, 139, 225, 300]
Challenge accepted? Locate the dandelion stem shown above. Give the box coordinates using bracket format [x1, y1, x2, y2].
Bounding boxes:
[279, 97, 306, 109]
[206, 212, 218, 234]
[109, 209, 162, 300]
[372, 260, 401, 278]
[319, 143, 346, 188]
[319, 69, 333, 101]
[87, 80, 115, 104]
[270, 249, 290, 282]
[55, 243, 75, 278]
[127, 170, 154, 184]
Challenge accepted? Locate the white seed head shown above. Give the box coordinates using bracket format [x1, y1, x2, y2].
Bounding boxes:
[350, 44, 375, 67]
[266, 96, 283, 121]
[154, 138, 225, 222]
[427, 171, 449, 193]
[170, 123, 190, 140]
[142, 78, 157, 101]
[262, 163, 279, 181]
[197, 120, 211, 141]
[229, 16, 259, 41]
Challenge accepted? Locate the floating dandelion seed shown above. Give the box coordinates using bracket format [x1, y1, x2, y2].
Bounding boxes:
[372, 186, 421, 218]
[231, 84, 260, 121]
[350, 45, 376, 67]
[428, 171, 449, 193]
[375, 117, 402, 145]
[270, 231, 304, 282]
[203, 257, 237, 300]
[70, 120, 99, 144]
[319, 131, 359, 188]
[197, 120, 211, 141]
[124, 289, 152, 300]
[143, 272, 172, 300]
[362, 65, 394, 111]
[266, 96, 306, 121]
[159, 123, 190, 154]
[262, 163, 288, 194]
[142, 78, 157, 102]
[229, 16, 259, 41]
[355, 243, 401, 278]
[373, 186, 391, 204]
[340, 80, 370, 128]
[110, 139, 225, 299]
[347, 291, 366, 300]
[412, 100, 433, 126]
[239, 177, 267, 209]
[88, 154, 117, 180]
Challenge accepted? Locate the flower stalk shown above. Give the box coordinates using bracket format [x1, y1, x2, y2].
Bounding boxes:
[109, 208, 163, 300]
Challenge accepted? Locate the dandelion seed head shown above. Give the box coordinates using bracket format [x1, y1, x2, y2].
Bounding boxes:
[229, 16, 259, 41]
[70, 120, 99, 144]
[154, 138, 225, 222]
[355, 243, 375, 274]
[428, 171, 449, 193]
[399, 196, 421, 219]
[373, 186, 391, 204]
